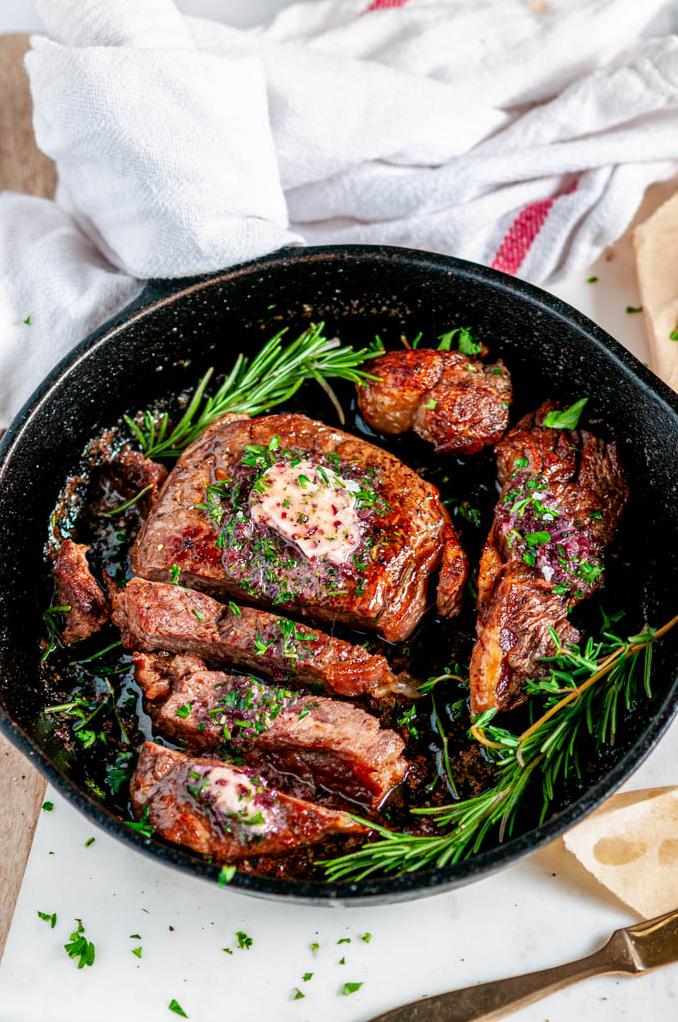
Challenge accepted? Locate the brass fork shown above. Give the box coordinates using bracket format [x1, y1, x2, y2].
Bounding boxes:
[369, 907, 678, 1022]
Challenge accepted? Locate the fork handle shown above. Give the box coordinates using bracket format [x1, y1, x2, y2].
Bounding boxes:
[370, 939, 634, 1022]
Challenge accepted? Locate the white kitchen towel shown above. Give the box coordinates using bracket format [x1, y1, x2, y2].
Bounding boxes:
[2, 0, 678, 428]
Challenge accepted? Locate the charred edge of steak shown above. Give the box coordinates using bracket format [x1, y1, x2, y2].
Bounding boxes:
[53, 539, 110, 644]
[107, 448, 168, 513]
[129, 741, 366, 863]
[132, 652, 409, 807]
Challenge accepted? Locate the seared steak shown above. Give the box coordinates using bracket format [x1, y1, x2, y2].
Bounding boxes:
[113, 578, 416, 699]
[107, 448, 168, 513]
[130, 413, 467, 640]
[53, 540, 109, 644]
[133, 652, 408, 806]
[130, 741, 365, 862]
[356, 348, 511, 455]
[470, 402, 628, 713]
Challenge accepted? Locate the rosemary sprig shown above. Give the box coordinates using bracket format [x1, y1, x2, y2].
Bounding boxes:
[41, 604, 71, 664]
[125, 324, 381, 459]
[321, 613, 678, 883]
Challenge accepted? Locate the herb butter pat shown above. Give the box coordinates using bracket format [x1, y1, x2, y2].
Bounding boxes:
[249, 459, 362, 566]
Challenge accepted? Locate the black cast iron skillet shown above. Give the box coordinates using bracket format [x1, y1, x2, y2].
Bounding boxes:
[1, 245, 677, 906]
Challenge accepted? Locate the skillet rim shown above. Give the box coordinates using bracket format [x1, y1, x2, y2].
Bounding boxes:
[1, 243, 677, 905]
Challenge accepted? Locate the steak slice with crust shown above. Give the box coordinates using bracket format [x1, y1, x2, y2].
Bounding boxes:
[133, 652, 408, 807]
[130, 741, 365, 862]
[356, 348, 512, 455]
[470, 402, 628, 713]
[113, 578, 416, 699]
[130, 413, 467, 641]
[53, 539, 110, 644]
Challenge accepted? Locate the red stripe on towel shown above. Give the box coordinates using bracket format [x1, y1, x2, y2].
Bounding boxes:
[491, 179, 579, 276]
[365, 0, 409, 11]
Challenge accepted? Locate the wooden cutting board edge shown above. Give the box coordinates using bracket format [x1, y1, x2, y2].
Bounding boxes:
[0, 33, 56, 961]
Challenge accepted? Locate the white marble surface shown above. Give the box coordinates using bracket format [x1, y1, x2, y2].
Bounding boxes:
[1, 3, 677, 1020]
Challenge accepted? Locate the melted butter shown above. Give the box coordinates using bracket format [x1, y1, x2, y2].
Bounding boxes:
[249, 458, 362, 566]
[202, 765, 269, 836]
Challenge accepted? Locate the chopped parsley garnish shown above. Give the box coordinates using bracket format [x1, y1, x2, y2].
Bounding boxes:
[302, 972, 313, 982]
[64, 919, 95, 969]
[175, 704, 192, 719]
[361, 932, 373, 943]
[132, 946, 142, 959]
[293, 988, 305, 1000]
[397, 705, 419, 739]
[342, 982, 363, 996]
[23, 314, 31, 325]
[218, 864, 237, 886]
[543, 398, 588, 431]
[514, 456, 528, 469]
[169, 564, 181, 585]
[437, 326, 480, 355]
[337, 937, 351, 944]
[339, 956, 346, 965]
[124, 805, 155, 838]
[235, 931, 253, 950]
[310, 942, 320, 952]
[41, 801, 54, 812]
[37, 910, 57, 928]
[254, 636, 270, 656]
[524, 531, 551, 546]
[424, 398, 437, 410]
[192, 608, 205, 622]
[228, 601, 241, 616]
[84, 837, 95, 848]
[168, 999, 188, 1018]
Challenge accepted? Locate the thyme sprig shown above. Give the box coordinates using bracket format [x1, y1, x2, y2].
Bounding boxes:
[124, 324, 381, 459]
[321, 613, 678, 883]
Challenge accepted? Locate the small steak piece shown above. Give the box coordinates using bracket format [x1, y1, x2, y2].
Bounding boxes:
[130, 413, 467, 641]
[470, 402, 628, 713]
[113, 578, 417, 699]
[107, 447, 168, 513]
[53, 539, 110, 644]
[133, 653, 408, 806]
[356, 348, 512, 455]
[130, 741, 365, 862]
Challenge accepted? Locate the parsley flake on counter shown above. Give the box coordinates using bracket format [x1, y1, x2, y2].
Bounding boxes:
[41, 801, 54, 812]
[217, 864, 237, 886]
[235, 931, 253, 950]
[132, 946, 142, 959]
[625, 305, 643, 314]
[339, 956, 346, 965]
[337, 937, 351, 944]
[310, 942, 320, 952]
[37, 910, 57, 928]
[23, 314, 31, 325]
[293, 988, 305, 1000]
[342, 982, 363, 996]
[130, 933, 141, 939]
[84, 837, 95, 848]
[670, 326, 678, 341]
[168, 999, 188, 1018]
[302, 972, 313, 982]
[64, 918, 95, 969]
[360, 932, 373, 943]
[586, 276, 598, 283]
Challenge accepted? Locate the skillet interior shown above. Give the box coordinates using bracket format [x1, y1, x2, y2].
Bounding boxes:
[1, 244, 677, 906]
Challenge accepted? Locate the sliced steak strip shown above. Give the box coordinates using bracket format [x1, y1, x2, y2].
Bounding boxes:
[53, 539, 110, 644]
[356, 348, 512, 455]
[130, 741, 365, 862]
[113, 577, 416, 699]
[133, 652, 408, 807]
[130, 412, 467, 641]
[470, 402, 628, 713]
